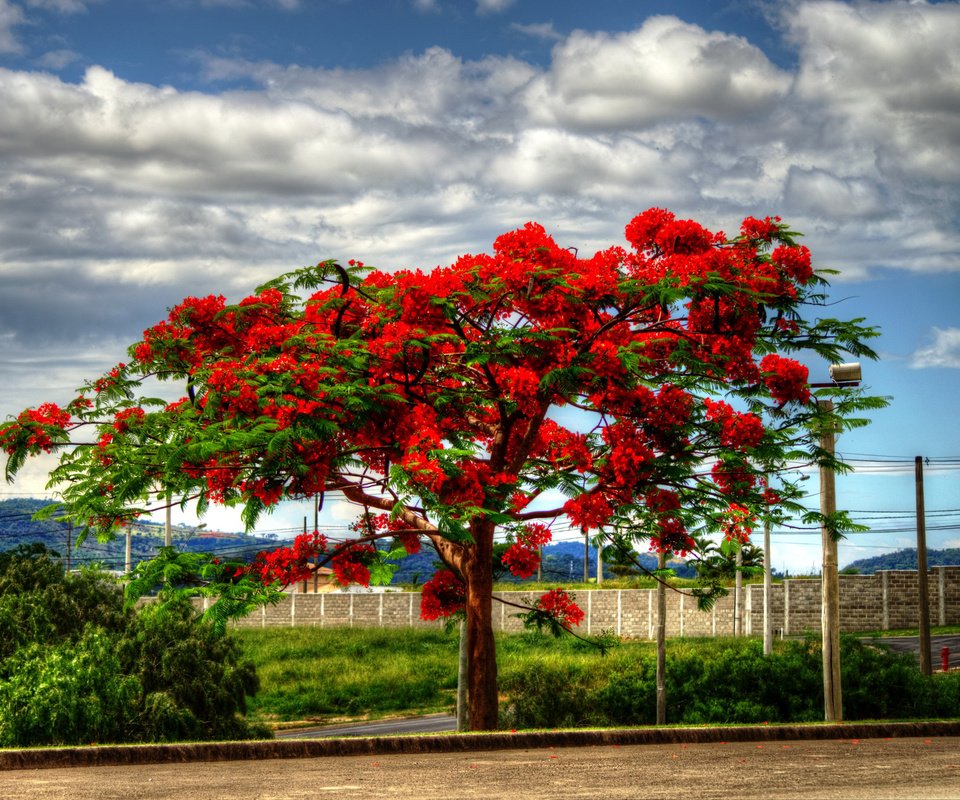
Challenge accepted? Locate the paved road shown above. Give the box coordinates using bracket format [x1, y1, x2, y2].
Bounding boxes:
[5, 736, 960, 799]
[277, 713, 457, 739]
[866, 634, 960, 669]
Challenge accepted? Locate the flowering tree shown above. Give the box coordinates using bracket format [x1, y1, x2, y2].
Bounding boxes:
[1, 209, 882, 730]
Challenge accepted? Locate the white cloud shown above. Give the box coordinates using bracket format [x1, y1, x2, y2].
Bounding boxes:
[35, 47, 81, 69]
[911, 328, 960, 369]
[0, 0, 24, 54]
[26, 0, 94, 12]
[1, 0, 960, 414]
[782, 168, 890, 221]
[476, 0, 514, 14]
[510, 21, 562, 41]
[524, 15, 792, 131]
[787, 0, 960, 186]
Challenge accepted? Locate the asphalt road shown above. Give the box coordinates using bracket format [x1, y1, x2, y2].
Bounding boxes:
[5, 736, 960, 800]
[277, 713, 457, 739]
[866, 634, 960, 670]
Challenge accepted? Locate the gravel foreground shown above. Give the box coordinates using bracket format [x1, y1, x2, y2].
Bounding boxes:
[3, 731, 960, 800]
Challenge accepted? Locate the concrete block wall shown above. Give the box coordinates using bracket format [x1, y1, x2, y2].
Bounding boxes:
[200, 565, 960, 638]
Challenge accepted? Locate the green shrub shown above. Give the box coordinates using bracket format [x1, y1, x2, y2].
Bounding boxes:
[0, 628, 139, 747]
[500, 657, 598, 729]
[500, 634, 960, 729]
[0, 547, 266, 746]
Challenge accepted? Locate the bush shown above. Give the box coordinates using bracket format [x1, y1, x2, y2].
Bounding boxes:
[0, 546, 267, 747]
[0, 628, 139, 747]
[501, 634, 960, 729]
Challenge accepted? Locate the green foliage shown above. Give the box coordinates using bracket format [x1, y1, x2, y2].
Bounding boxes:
[0, 548, 266, 747]
[119, 600, 262, 741]
[0, 628, 140, 747]
[0, 544, 128, 662]
[500, 635, 960, 729]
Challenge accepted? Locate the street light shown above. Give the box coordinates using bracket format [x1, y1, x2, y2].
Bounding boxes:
[813, 362, 861, 723]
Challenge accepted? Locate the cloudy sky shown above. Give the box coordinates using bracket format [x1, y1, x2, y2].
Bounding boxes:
[1, 0, 958, 572]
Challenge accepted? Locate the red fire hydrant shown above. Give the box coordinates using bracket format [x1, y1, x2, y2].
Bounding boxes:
[941, 646, 950, 672]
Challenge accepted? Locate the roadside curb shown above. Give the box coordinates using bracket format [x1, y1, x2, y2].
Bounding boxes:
[4, 721, 960, 771]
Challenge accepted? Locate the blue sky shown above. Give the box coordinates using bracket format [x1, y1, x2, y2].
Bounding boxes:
[0, 0, 958, 572]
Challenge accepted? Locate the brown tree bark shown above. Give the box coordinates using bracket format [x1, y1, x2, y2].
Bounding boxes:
[463, 521, 499, 731]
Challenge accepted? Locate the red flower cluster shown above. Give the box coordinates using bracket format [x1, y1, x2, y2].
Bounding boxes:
[760, 354, 810, 405]
[712, 458, 756, 498]
[352, 513, 423, 555]
[420, 569, 466, 621]
[244, 530, 328, 586]
[650, 517, 696, 556]
[740, 215, 782, 242]
[330, 544, 376, 587]
[535, 588, 585, 628]
[501, 523, 553, 579]
[563, 492, 613, 531]
[0, 403, 72, 455]
[113, 407, 146, 433]
[721, 503, 755, 543]
[704, 399, 765, 451]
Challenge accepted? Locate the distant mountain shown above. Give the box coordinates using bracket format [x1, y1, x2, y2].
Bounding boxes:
[0, 498, 278, 571]
[1, 497, 699, 582]
[842, 548, 960, 574]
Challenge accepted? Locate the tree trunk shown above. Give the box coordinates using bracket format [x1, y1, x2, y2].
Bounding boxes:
[463, 525, 499, 730]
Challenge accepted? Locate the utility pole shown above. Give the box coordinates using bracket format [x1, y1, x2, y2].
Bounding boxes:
[811, 363, 862, 722]
[763, 514, 773, 656]
[313, 496, 320, 593]
[302, 516, 309, 594]
[164, 496, 172, 548]
[583, 528, 589, 583]
[916, 456, 932, 676]
[819, 398, 842, 722]
[656, 550, 667, 725]
[597, 536, 604, 585]
[65, 521, 72, 572]
[125, 529, 132, 573]
[734, 546, 743, 636]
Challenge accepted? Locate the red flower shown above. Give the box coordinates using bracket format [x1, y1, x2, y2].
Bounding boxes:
[760, 354, 810, 405]
[420, 569, 466, 621]
[535, 588, 585, 627]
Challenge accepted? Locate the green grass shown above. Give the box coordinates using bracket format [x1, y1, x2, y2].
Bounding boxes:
[235, 626, 461, 724]
[235, 626, 960, 730]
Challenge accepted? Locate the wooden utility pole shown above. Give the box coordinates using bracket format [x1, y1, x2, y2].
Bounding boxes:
[656, 550, 667, 725]
[819, 399, 842, 722]
[763, 514, 773, 656]
[302, 516, 309, 594]
[734, 546, 743, 636]
[583, 528, 589, 583]
[164, 498, 172, 548]
[597, 537, 604, 585]
[313, 496, 320, 593]
[916, 456, 932, 676]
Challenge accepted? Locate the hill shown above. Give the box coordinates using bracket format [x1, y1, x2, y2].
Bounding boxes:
[0, 498, 277, 571]
[0, 498, 697, 582]
[843, 548, 960, 574]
